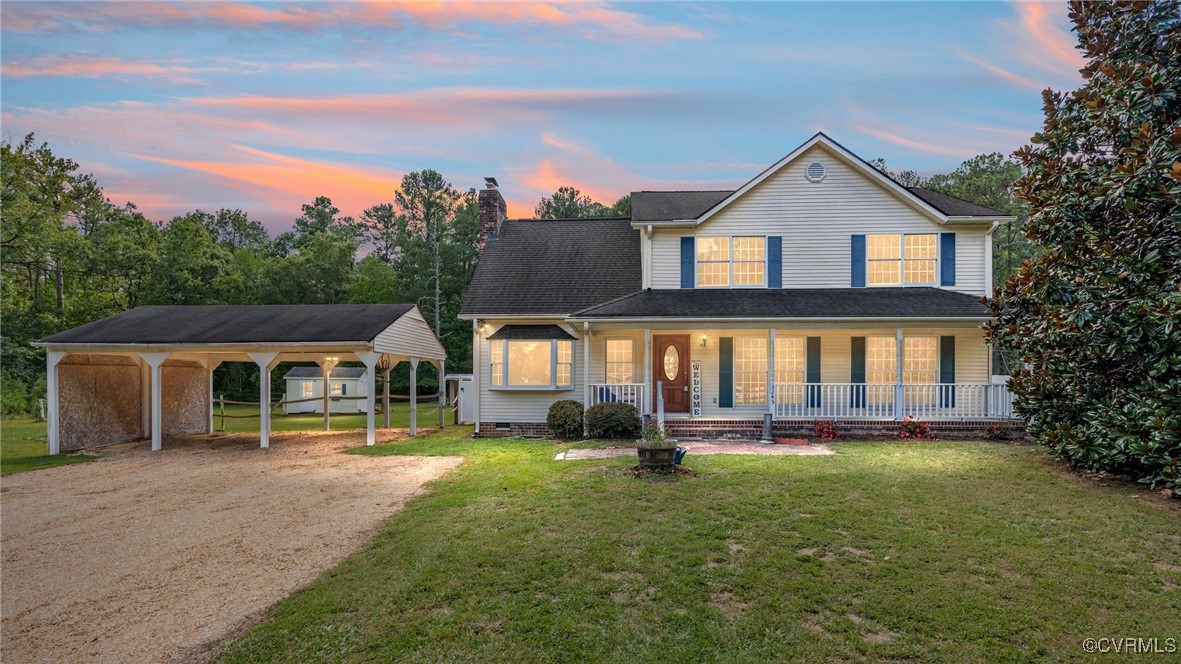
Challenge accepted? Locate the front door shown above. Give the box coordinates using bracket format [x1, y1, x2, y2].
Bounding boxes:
[653, 335, 690, 413]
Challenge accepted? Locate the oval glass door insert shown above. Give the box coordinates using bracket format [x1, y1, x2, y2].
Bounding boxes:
[663, 346, 680, 381]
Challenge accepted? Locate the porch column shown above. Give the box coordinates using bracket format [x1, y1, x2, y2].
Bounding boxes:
[894, 328, 905, 421]
[583, 323, 591, 420]
[205, 358, 223, 434]
[248, 352, 279, 448]
[317, 356, 339, 431]
[437, 360, 446, 429]
[409, 357, 419, 436]
[139, 352, 170, 451]
[643, 329, 652, 415]
[764, 328, 775, 442]
[46, 351, 65, 455]
[140, 358, 150, 438]
[356, 351, 380, 446]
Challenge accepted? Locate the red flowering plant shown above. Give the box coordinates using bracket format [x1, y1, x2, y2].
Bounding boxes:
[985, 422, 1013, 441]
[897, 417, 933, 440]
[813, 421, 841, 441]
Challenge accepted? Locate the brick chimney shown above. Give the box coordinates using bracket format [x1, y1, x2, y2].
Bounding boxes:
[477, 176, 506, 255]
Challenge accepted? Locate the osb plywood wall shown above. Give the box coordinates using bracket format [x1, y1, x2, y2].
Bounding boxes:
[58, 355, 209, 451]
[59, 354, 141, 451]
[162, 362, 207, 437]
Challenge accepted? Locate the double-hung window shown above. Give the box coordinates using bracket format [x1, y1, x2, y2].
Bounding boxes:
[867, 234, 937, 286]
[605, 339, 634, 384]
[697, 237, 765, 287]
[865, 336, 938, 403]
[301, 381, 314, 399]
[773, 336, 805, 404]
[733, 337, 768, 405]
[490, 339, 574, 389]
[329, 382, 345, 396]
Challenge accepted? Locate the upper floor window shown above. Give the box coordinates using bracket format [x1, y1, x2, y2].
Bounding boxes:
[867, 234, 937, 286]
[605, 339, 634, 384]
[697, 236, 765, 288]
[491, 339, 573, 390]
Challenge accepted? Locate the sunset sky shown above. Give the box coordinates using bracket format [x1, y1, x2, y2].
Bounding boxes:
[1, 1, 1084, 232]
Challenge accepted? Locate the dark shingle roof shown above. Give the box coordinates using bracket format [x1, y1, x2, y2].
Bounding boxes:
[283, 367, 369, 379]
[631, 190, 733, 221]
[37, 304, 414, 345]
[572, 288, 992, 319]
[460, 218, 641, 316]
[906, 187, 1007, 217]
[488, 324, 575, 340]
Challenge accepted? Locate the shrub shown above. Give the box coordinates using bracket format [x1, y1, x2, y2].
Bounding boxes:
[586, 403, 641, 439]
[985, 422, 1013, 441]
[898, 417, 933, 440]
[546, 400, 584, 439]
[812, 421, 841, 441]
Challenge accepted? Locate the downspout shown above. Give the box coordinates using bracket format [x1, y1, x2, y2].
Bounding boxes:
[642, 225, 653, 289]
[984, 221, 1000, 298]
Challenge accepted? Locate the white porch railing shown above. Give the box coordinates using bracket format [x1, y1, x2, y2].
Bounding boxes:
[773, 382, 1015, 421]
[590, 383, 647, 412]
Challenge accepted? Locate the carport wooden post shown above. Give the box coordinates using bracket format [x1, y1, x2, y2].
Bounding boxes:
[46, 350, 66, 455]
[317, 357, 339, 431]
[139, 352, 170, 451]
[382, 363, 392, 429]
[248, 352, 279, 448]
[139, 359, 150, 438]
[204, 357, 223, 434]
[437, 360, 446, 429]
[409, 357, 419, 436]
[356, 351, 380, 446]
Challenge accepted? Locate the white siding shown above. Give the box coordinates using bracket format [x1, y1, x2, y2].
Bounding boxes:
[650, 145, 990, 296]
[374, 306, 447, 361]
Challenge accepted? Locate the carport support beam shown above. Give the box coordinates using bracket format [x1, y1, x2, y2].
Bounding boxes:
[409, 357, 419, 436]
[248, 352, 280, 448]
[383, 365, 392, 429]
[438, 360, 446, 429]
[46, 351, 66, 455]
[139, 352, 170, 451]
[205, 358, 223, 434]
[317, 358, 339, 431]
[356, 351, 380, 446]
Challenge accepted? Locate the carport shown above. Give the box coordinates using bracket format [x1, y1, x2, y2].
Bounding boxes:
[33, 304, 447, 454]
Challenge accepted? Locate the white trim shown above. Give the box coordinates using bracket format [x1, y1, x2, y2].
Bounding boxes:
[694, 235, 767, 289]
[489, 338, 574, 390]
[603, 337, 637, 384]
[570, 316, 991, 324]
[865, 232, 940, 288]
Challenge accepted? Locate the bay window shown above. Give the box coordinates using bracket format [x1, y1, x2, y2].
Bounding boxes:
[697, 236, 765, 288]
[867, 234, 937, 286]
[490, 339, 573, 389]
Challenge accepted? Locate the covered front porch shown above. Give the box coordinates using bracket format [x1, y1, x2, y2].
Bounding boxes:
[581, 323, 1015, 424]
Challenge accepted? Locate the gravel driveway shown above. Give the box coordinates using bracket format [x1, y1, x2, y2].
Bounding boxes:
[1, 430, 461, 663]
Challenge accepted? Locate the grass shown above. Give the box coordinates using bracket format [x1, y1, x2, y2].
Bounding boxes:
[216, 429, 1181, 663]
[0, 402, 447, 476]
[0, 418, 94, 476]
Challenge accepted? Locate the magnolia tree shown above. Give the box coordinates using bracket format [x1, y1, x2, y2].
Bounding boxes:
[988, 1, 1181, 495]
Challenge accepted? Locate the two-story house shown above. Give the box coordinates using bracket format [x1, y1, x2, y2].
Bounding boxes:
[459, 133, 1019, 438]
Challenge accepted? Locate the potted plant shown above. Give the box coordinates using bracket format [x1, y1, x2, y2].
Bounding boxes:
[636, 423, 677, 469]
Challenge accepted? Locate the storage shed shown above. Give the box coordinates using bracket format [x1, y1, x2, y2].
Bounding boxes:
[34, 304, 447, 453]
[282, 367, 368, 414]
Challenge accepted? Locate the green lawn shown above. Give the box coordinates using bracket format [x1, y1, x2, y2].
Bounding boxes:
[217, 429, 1180, 663]
[0, 418, 95, 476]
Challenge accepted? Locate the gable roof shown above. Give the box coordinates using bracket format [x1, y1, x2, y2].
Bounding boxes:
[631, 190, 733, 222]
[488, 324, 576, 340]
[459, 218, 641, 317]
[633, 133, 1014, 225]
[283, 366, 368, 379]
[571, 288, 992, 320]
[36, 304, 414, 345]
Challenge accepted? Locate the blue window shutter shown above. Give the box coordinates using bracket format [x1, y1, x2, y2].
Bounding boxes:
[806, 337, 821, 407]
[680, 237, 695, 289]
[767, 236, 782, 288]
[341, 383, 347, 396]
[850, 336, 866, 408]
[719, 337, 733, 408]
[939, 335, 956, 407]
[851, 235, 866, 287]
[940, 232, 956, 286]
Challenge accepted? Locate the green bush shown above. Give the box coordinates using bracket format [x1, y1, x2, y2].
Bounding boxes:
[586, 403, 640, 440]
[546, 400, 584, 439]
[1, 370, 34, 418]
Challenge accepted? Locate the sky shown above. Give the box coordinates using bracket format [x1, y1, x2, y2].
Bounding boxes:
[1, 1, 1085, 232]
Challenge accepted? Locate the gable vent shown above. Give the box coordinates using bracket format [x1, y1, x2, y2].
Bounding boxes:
[805, 161, 827, 183]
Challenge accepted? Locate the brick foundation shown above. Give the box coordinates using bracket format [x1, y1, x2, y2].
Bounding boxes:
[476, 421, 554, 438]
[664, 418, 1025, 440]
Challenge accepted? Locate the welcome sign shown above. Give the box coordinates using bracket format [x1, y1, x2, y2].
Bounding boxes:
[690, 360, 702, 418]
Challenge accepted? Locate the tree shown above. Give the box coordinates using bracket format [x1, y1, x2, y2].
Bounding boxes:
[351, 203, 403, 264]
[192, 208, 270, 251]
[291, 196, 355, 248]
[866, 157, 925, 187]
[534, 186, 609, 218]
[394, 170, 464, 339]
[143, 216, 229, 305]
[987, 0, 1181, 496]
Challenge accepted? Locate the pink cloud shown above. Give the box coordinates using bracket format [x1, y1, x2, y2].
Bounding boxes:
[955, 50, 1046, 92]
[1013, 1, 1086, 72]
[2, 1, 703, 43]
